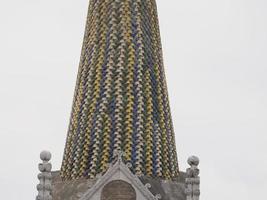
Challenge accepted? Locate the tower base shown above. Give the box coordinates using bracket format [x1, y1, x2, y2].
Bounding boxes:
[51, 160, 186, 200]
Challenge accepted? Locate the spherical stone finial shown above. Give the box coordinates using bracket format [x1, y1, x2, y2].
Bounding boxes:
[40, 151, 52, 161]
[187, 155, 199, 166]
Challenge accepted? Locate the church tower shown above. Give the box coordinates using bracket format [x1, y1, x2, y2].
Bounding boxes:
[61, 0, 179, 181]
[35, 1, 200, 200]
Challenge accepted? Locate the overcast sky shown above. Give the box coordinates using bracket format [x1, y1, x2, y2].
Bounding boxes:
[0, 0, 266, 199]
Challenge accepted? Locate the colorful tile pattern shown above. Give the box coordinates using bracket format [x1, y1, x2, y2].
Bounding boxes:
[61, 0, 179, 180]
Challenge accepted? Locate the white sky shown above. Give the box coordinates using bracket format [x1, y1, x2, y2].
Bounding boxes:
[0, 0, 266, 199]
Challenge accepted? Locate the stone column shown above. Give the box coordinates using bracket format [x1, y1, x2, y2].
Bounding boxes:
[185, 156, 200, 200]
[36, 151, 52, 200]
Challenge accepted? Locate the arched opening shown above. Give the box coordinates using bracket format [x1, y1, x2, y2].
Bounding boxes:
[101, 180, 136, 200]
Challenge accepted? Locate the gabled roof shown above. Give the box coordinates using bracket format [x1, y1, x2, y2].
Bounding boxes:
[80, 156, 161, 200]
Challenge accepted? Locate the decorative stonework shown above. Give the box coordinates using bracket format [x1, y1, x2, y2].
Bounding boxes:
[80, 150, 161, 200]
[36, 151, 52, 200]
[113, 150, 126, 163]
[185, 156, 200, 200]
[39, 151, 188, 200]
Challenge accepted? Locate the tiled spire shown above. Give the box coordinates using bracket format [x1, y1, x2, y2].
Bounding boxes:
[61, 0, 179, 180]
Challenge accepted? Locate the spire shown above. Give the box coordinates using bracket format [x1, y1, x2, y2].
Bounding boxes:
[61, 0, 179, 180]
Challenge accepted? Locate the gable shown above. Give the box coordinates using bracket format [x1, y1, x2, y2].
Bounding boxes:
[79, 160, 159, 200]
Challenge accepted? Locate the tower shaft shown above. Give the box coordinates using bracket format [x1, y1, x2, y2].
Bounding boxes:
[61, 0, 179, 180]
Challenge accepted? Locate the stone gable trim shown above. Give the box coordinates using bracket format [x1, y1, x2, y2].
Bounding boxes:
[79, 159, 158, 200]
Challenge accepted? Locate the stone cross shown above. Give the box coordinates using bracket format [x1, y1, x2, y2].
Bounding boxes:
[185, 156, 200, 200]
[36, 151, 52, 200]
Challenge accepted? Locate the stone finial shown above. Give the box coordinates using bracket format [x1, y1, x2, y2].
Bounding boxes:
[113, 150, 126, 163]
[187, 156, 200, 178]
[40, 151, 52, 162]
[36, 151, 52, 200]
[187, 156, 199, 167]
[185, 156, 200, 200]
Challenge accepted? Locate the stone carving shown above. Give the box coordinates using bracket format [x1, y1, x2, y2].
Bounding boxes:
[36, 151, 52, 200]
[145, 183, 152, 189]
[136, 171, 144, 177]
[113, 150, 126, 163]
[155, 194, 162, 200]
[126, 162, 133, 168]
[185, 156, 200, 200]
[80, 150, 159, 200]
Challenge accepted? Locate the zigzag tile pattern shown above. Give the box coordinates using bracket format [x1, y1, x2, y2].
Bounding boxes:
[61, 0, 179, 180]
